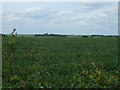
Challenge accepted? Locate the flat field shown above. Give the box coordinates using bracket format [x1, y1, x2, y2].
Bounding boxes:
[2, 36, 119, 88]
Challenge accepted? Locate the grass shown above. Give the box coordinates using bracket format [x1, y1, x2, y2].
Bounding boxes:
[2, 36, 119, 88]
[0, 36, 2, 89]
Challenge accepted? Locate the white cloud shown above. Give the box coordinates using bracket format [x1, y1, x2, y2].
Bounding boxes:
[56, 10, 73, 16]
[25, 7, 42, 13]
[6, 14, 20, 22]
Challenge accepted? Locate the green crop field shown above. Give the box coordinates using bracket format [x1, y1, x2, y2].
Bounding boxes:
[2, 35, 120, 88]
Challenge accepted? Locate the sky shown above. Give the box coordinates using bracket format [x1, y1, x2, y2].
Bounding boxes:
[0, 3, 2, 33]
[1, 2, 118, 35]
[0, 0, 119, 2]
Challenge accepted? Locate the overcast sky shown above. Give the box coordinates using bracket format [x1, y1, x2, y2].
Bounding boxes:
[2, 2, 118, 35]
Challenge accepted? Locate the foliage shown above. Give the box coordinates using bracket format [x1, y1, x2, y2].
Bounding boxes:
[69, 62, 119, 88]
[2, 35, 119, 88]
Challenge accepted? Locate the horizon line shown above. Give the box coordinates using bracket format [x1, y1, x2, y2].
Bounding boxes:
[1, 33, 119, 36]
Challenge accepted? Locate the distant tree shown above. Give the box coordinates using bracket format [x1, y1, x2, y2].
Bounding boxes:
[82, 35, 88, 38]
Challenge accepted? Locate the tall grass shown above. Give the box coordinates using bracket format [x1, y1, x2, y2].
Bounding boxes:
[4, 29, 17, 82]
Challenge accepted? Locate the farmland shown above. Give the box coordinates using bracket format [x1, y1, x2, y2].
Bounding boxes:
[2, 35, 120, 88]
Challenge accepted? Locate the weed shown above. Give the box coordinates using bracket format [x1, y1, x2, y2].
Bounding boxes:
[7, 28, 17, 81]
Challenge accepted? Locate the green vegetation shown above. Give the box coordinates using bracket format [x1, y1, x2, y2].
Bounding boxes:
[2, 33, 119, 88]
